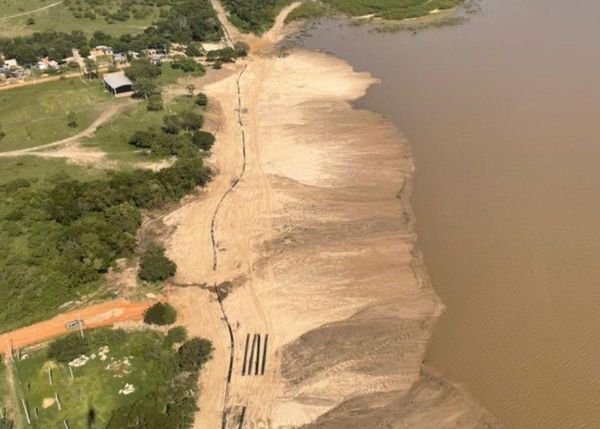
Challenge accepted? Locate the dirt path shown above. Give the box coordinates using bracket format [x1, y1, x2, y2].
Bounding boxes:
[0, 300, 152, 360]
[0, 1, 63, 21]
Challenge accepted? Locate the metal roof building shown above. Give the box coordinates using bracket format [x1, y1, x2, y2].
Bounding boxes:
[102, 72, 133, 97]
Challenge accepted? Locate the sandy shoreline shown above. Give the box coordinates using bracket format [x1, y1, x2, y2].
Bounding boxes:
[162, 6, 503, 427]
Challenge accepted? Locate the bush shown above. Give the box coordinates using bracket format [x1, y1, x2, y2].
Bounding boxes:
[177, 338, 213, 372]
[47, 333, 89, 363]
[195, 93, 208, 107]
[171, 57, 204, 74]
[107, 402, 171, 429]
[128, 130, 156, 148]
[139, 246, 177, 282]
[147, 94, 164, 111]
[167, 326, 188, 344]
[185, 44, 201, 57]
[143, 302, 177, 325]
[192, 131, 215, 151]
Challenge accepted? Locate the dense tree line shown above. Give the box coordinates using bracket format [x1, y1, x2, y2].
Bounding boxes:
[0, 157, 210, 331]
[221, 0, 290, 33]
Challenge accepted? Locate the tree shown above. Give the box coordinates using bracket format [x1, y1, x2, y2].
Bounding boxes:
[192, 131, 215, 151]
[177, 338, 213, 372]
[171, 57, 202, 73]
[179, 111, 203, 133]
[234, 41, 249, 57]
[0, 126, 5, 142]
[185, 44, 201, 57]
[147, 94, 164, 111]
[138, 245, 176, 282]
[26, 17, 35, 26]
[125, 58, 161, 81]
[133, 77, 161, 101]
[48, 333, 89, 363]
[162, 114, 182, 135]
[128, 130, 156, 148]
[106, 403, 171, 429]
[167, 326, 188, 344]
[143, 302, 177, 325]
[195, 93, 208, 107]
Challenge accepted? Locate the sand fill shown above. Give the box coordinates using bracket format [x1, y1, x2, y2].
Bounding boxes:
[165, 3, 503, 427]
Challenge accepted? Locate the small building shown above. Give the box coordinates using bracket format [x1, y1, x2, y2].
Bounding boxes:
[3, 58, 18, 68]
[37, 57, 59, 71]
[102, 72, 134, 97]
[90, 45, 113, 57]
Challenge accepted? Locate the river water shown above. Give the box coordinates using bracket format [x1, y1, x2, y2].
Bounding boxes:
[302, 1, 600, 428]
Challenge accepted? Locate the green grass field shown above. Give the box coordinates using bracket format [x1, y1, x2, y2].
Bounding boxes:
[0, 156, 105, 187]
[0, 78, 118, 153]
[0, 0, 58, 19]
[0, 1, 159, 37]
[12, 329, 179, 428]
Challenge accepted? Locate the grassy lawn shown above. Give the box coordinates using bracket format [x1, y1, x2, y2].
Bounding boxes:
[13, 328, 179, 428]
[0, 0, 58, 18]
[0, 78, 117, 153]
[0, 1, 159, 37]
[82, 101, 164, 163]
[0, 157, 105, 187]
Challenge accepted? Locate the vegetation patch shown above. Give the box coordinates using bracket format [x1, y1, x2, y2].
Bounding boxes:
[12, 328, 211, 428]
[143, 302, 177, 325]
[139, 246, 177, 283]
[220, 0, 293, 33]
[322, 0, 463, 20]
[285, 1, 327, 23]
[0, 79, 116, 152]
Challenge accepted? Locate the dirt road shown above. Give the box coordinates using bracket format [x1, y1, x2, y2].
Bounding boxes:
[166, 3, 502, 429]
[0, 300, 152, 359]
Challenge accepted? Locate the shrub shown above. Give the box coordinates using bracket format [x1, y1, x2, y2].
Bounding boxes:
[185, 44, 201, 57]
[167, 326, 188, 344]
[147, 94, 164, 111]
[107, 402, 171, 429]
[143, 302, 177, 325]
[177, 338, 213, 372]
[195, 93, 208, 107]
[47, 333, 89, 363]
[139, 246, 177, 282]
[192, 131, 215, 151]
[128, 130, 156, 148]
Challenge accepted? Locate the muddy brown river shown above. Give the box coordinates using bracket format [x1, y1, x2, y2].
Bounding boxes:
[302, 1, 600, 428]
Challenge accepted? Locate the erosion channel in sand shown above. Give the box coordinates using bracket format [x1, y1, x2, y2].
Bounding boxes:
[164, 4, 500, 428]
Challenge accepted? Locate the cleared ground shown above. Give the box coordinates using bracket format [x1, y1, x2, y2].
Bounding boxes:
[0, 78, 118, 153]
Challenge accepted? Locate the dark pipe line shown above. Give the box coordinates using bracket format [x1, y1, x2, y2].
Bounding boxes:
[214, 63, 248, 429]
[242, 333, 250, 376]
[238, 406, 247, 429]
[261, 334, 269, 375]
[255, 334, 261, 375]
[248, 334, 257, 377]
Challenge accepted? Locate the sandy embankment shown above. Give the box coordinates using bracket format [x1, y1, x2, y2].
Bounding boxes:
[164, 22, 502, 429]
